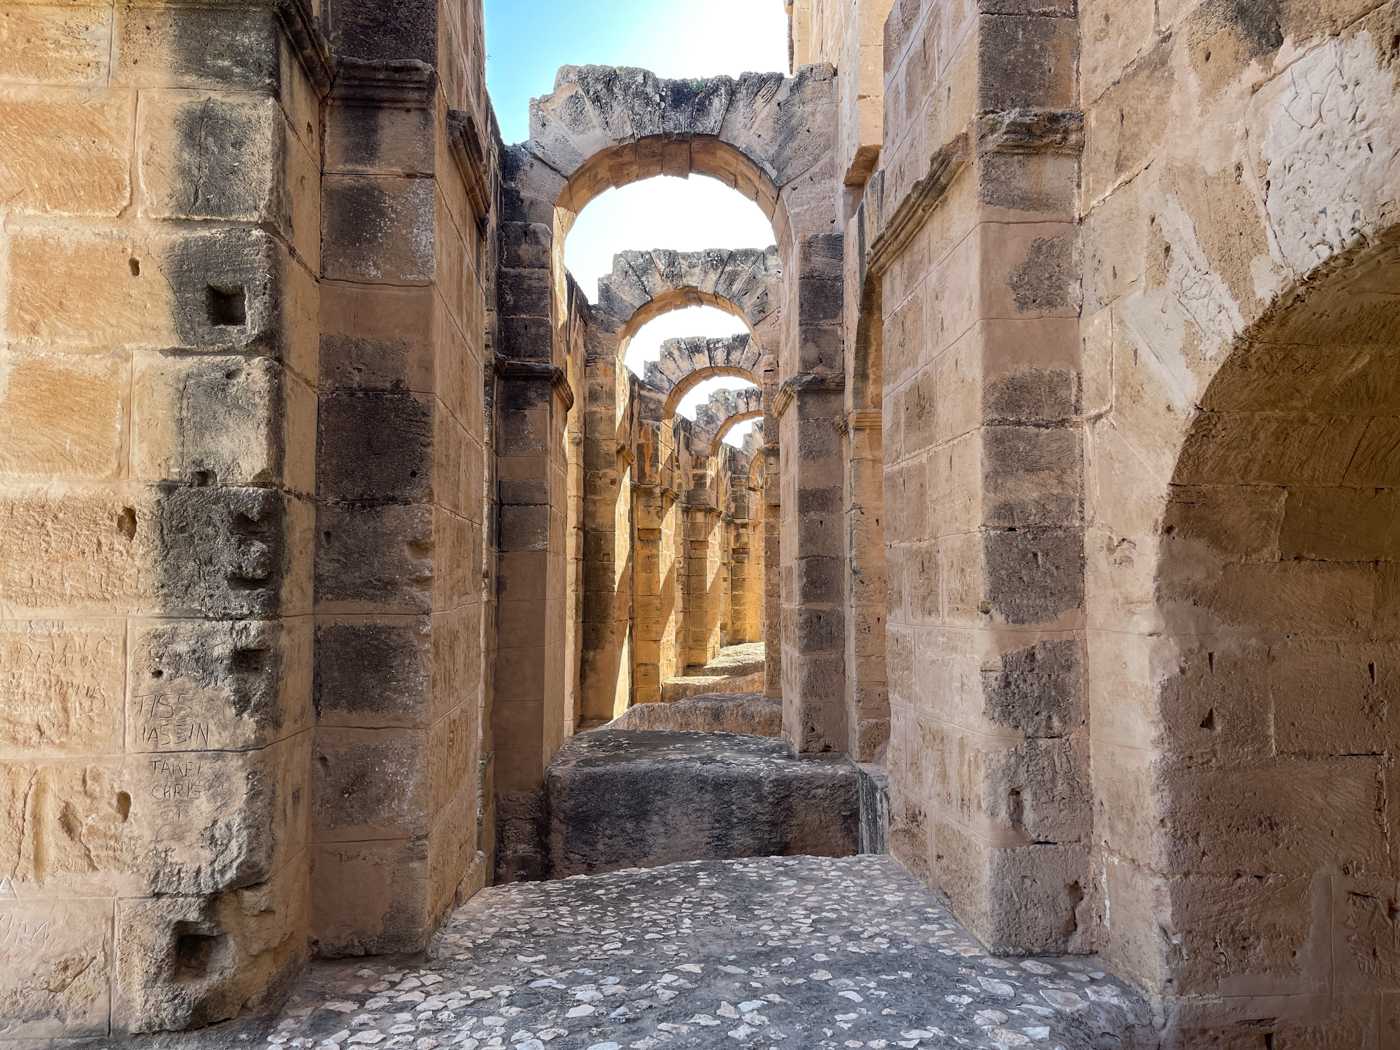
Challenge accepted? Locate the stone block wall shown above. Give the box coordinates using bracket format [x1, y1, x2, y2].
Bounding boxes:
[871, 0, 1091, 955]
[1075, 0, 1400, 1040]
[310, 0, 493, 955]
[0, 0, 327, 1034]
[0, 0, 498, 1031]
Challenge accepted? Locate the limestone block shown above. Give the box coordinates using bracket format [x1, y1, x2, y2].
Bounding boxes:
[315, 503, 434, 613]
[608, 692, 782, 736]
[150, 486, 310, 620]
[983, 737, 1090, 843]
[978, 152, 1079, 225]
[325, 99, 434, 176]
[429, 699, 475, 817]
[1082, 37, 1173, 203]
[981, 637, 1082, 737]
[1157, 644, 1272, 761]
[1177, 560, 1372, 637]
[0, 897, 112, 1039]
[0, 93, 130, 216]
[114, 852, 308, 1033]
[1158, 755, 1388, 877]
[309, 838, 429, 956]
[979, 222, 1079, 320]
[7, 226, 300, 358]
[1078, 0, 1158, 104]
[1269, 639, 1396, 758]
[318, 281, 435, 393]
[317, 391, 435, 502]
[312, 726, 430, 842]
[113, 4, 281, 91]
[545, 730, 858, 877]
[427, 787, 476, 926]
[328, 0, 437, 64]
[133, 354, 311, 487]
[0, 6, 111, 86]
[0, 619, 125, 755]
[0, 486, 148, 613]
[1161, 873, 1316, 998]
[982, 424, 1083, 527]
[0, 484, 308, 618]
[983, 527, 1084, 625]
[129, 617, 312, 753]
[984, 842, 1090, 955]
[314, 618, 432, 729]
[322, 174, 436, 284]
[0, 737, 308, 899]
[137, 93, 281, 224]
[0, 349, 126, 478]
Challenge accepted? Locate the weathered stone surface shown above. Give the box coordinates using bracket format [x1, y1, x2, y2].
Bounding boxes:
[608, 691, 782, 736]
[545, 730, 859, 877]
[241, 855, 1159, 1050]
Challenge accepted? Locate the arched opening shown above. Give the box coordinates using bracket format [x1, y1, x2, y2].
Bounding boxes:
[551, 171, 784, 728]
[1147, 232, 1400, 1018]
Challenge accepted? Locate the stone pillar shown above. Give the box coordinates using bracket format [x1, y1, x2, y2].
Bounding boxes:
[876, 0, 1087, 954]
[763, 441, 783, 699]
[311, 0, 493, 952]
[579, 350, 632, 722]
[779, 233, 848, 753]
[842, 410, 889, 761]
[630, 416, 666, 706]
[491, 156, 572, 881]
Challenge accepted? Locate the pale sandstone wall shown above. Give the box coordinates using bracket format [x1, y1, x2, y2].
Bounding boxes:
[871, 0, 1090, 955]
[0, 0, 326, 1034]
[311, 0, 494, 955]
[1078, 0, 1400, 1041]
[0, 0, 497, 1030]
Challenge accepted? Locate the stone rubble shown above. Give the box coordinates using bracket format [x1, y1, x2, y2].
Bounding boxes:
[257, 856, 1153, 1050]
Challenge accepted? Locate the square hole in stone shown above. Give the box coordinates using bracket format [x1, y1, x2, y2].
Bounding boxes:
[206, 285, 246, 327]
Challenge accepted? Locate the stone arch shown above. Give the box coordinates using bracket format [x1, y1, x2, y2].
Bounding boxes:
[639, 334, 766, 419]
[1143, 228, 1400, 1022]
[522, 65, 837, 255]
[689, 387, 764, 458]
[494, 63, 839, 834]
[593, 247, 782, 360]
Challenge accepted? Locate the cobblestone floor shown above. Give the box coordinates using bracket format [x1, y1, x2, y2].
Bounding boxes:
[262, 856, 1155, 1050]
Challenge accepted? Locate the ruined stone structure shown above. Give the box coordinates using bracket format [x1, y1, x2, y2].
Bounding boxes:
[3, 0, 1400, 1044]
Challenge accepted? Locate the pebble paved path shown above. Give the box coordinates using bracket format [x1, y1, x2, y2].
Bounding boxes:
[263, 856, 1156, 1050]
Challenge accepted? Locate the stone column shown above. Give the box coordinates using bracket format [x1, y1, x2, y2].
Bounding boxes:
[491, 156, 572, 881]
[842, 410, 889, 761]
[579, 350, 632, 722]
[630, 416, 666, 706]
[876, 0, 1088, 954]
[779, 233, 848, 753]
[312, 0, 493, 951]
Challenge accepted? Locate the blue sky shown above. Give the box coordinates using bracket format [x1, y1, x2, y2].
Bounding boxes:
[483, 0, 789, 432]
[484, 0, 790, 145]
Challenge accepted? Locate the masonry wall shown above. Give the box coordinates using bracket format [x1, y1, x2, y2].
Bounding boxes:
[868, 0, 1091, 957]
[0, 0, 498, 1031]
[311, 0, 495, 955]
[1076, 0, 1400, 1041]
[0, 0, 326, 1033]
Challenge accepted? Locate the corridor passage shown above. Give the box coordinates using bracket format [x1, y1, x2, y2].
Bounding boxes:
[261, 857, 1153, 1050]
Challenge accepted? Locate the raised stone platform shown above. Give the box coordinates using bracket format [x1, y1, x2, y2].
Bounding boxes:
[661, 642, 766, 701]
[545, 730, 857, 878]
[605, 691, 781, 736]
[254, 855, 1159, 1050]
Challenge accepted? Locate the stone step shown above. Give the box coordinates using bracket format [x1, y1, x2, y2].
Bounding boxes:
[544, 729, 859, 878]
[605, 690, 782, 736]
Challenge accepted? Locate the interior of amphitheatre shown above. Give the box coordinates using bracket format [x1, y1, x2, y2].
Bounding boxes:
[3, 0, 1400, 1046]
